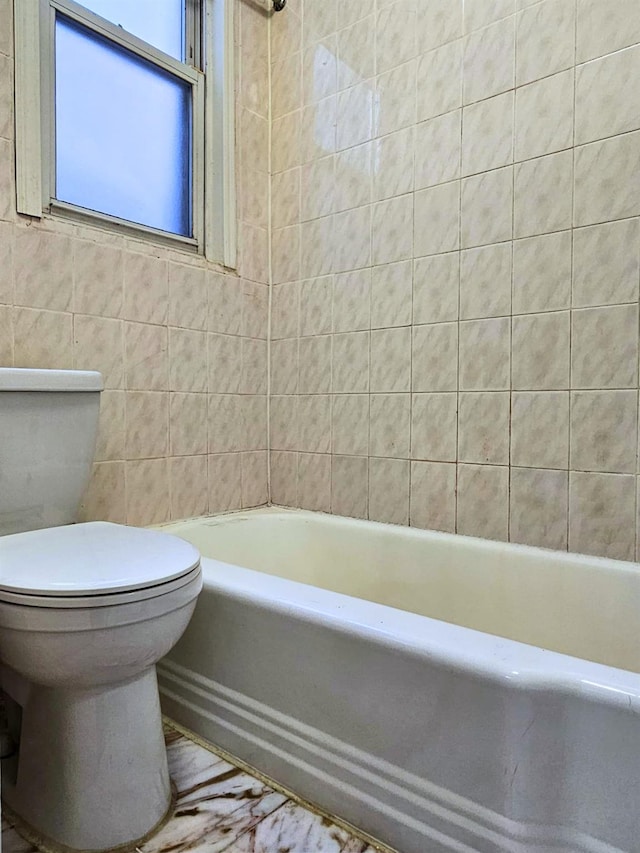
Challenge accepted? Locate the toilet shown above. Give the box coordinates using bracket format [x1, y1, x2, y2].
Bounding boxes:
[0, 368, 203, 852]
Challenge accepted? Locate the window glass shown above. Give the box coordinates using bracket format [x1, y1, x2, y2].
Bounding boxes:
[55, 16, 192, 236]
[76, 0, 185, 60]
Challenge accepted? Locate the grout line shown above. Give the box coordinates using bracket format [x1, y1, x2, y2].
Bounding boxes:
[266, 0, 274, 505]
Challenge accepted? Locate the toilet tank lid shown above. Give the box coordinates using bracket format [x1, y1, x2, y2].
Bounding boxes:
[0, 522, 201, 597]
[0, 368, 103, 392]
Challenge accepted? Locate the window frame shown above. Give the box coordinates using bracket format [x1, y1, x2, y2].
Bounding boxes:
[13, 0, 236, 266]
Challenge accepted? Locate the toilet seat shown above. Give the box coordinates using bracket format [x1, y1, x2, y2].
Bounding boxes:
[0, 521, 200, 608]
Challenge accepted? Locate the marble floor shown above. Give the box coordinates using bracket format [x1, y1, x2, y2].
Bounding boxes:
[2, 722, 391, 853]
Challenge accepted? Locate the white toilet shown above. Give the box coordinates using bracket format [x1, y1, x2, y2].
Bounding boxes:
[0, 368, 203, 852]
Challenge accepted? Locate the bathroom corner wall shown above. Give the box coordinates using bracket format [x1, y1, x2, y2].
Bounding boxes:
[0, 0, 270, 527]
[268, 0, 640, 561]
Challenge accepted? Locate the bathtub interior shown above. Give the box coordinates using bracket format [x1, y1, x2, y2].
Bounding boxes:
[159, 508, 640, 674]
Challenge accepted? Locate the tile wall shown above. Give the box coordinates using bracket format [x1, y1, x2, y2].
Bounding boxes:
[0, 0, 270, 526]
[268, 0, 640, 560]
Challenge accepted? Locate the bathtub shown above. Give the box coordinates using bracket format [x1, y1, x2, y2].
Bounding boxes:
[156, 508, 640, 853]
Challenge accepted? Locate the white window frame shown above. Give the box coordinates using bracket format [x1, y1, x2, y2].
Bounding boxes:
[13, 0, 236, 267]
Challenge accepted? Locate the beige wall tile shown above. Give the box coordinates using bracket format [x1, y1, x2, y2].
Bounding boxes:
[511, 391, 569, 469]
[376, 1, 417, 74]
[73, 315, 123, 388]
[515, 69, 574, 162]
[510, 467, 568, 550]
[413, 253, 459, 325]
[170, 328, 208, 393]
[125, 391, 169, 460]
[409, 460, 456, 533]
[79, 461, 126, 524]
[335, 143, 372, 212]
[240, 337, 268, 395]
[299, 394, 331, 453]
[569, 471, 636, 560]
[414, 181, 461, 256]
[457, 463, 509, 541]
[414, 110, 461, 190]
[298, 452, 331, 511]
[576, 0, 640, 63]
[416, 41, 463, 122]
[170, 393, 208, 457]
[124, 322, 168, 391]
[337, 18, 373, 91]
[333, 331, 370, 393]
[333, 270, 371, 332]
[369, 457, 410, 525]
[170, 455, 209, 521]
[13, 307, 73, 369]
[208, 452, 242, 514]
[332, 394, 369, 456]
[376, 59, 417, 138]
[459, 317, 510, 391]
[575, 45, 640, 146]
[331, 455, 368, 518]
[463, 17, 515, 104]
[571, 305, 639, 389]
[412, 322, 458, 392]
[372, 194, 413, 266]
[416, 0, 462, 53]
[333, 206, 371, 273]
[14, 228, 73, 312]
[270, 338, 298, 395]
[512, 311, 570, 390]
[462, 91, 514, 176]
[572, 220, 640, 308]
[411, 392, 457, 461]
[373, 127, 414, 202]
[94, 389, 125, 463]
[336, 83, 374, 150]
[461, 167, 513, 248]
[168, 263, 207, 331]
[208, 273, 243, 336]
[570, 390, 638, 474]
[458, 392, 510, 465]
[514, 150, 573, 238]
[460, 243, 512, 320]
[269, 395, 299, 451]
[299, 334, 331, 393]
[371, 261, 412, 328]
[464, 0, 514, 33]
[299, 276, 333, 337]
[0, 220, 13, 305]
[123, 252, 168, 325]
[270, 451, 298, 506]
[513, 231, 571, 314]
[0, 302, 12, 365]
[126, 458, 170, 526]
[516, 0, 575, 86]
[370, 393, 410, 458]
[574, 132, 640, 227]
[241, 450, 268, 508]
[370, 327, 411, 392]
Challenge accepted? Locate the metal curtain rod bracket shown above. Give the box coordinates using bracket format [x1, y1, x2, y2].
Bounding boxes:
[272, 0, 286, 10]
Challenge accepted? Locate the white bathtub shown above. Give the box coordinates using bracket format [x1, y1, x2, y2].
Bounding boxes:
[157, 508, 640, 853]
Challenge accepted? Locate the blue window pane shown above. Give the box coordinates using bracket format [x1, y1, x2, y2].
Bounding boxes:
[77, 0, 185, 61]
[55, 16, 192, 237]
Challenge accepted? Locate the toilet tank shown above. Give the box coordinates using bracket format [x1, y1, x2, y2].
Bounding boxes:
[0, 369, 103, 536]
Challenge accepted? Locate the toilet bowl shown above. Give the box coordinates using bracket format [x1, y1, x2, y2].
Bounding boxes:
[0, 369, 204, 852]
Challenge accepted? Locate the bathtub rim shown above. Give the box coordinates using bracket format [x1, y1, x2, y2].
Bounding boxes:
[157, 508, 640, 711]
[188, 554, 639, 713]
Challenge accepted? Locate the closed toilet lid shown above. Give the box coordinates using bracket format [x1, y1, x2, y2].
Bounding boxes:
[0, 522, 200, 598]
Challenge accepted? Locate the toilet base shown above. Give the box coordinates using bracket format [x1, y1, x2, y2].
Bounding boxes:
[2, 666, 172, 852]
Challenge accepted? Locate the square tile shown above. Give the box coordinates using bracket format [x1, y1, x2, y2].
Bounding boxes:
[458, 392, 510, 464]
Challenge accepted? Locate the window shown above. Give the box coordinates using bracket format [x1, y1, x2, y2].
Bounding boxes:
[14, 0, 236, 264]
